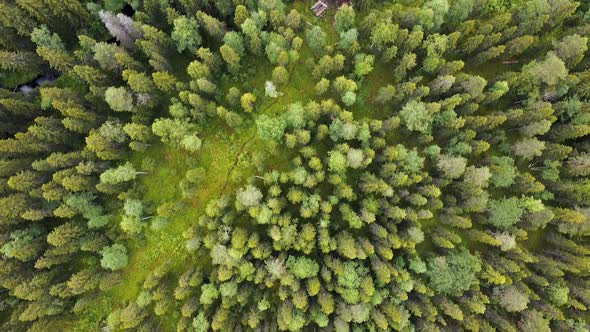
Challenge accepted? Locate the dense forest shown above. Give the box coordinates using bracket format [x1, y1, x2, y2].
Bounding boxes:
[1, 0, 590, 331]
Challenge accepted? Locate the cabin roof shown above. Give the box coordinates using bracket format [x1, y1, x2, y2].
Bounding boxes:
[311, 1, 328, 16]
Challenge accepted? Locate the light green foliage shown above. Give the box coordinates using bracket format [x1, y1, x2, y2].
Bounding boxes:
[1, 226, 44, 261]
[86, 120, 128, 160]
[554, 34, 588, 67]
[286, 256, 319, 279]
[328, 151, 347, 173]
[124, 70, 155, 94]
[446, 0, 474, 26]
[430, 75, 455, 95]
[240, 18, 263, 54]
[172, 16, 201, 53]
[272, 66, 289, 86]
[196, 11, 225, 40]
[493, 285, 529, 312]
[284, 103, 306, 129]
[123, 199, 143, 217]
[370, 20, 398, 50]
[227, 87, 241, 106]
[93, 42, 122, 71]
[181, 134, 202, 153]
[517, 0, 550, 34]
[256, 114, 285, 141]
[342, 91, 356, 106]
[263, 38, 288, 66]
[101, 244, 128, 270]
[152, 71, 178, 92]
[199, 284, 219, 305]
[488, 197, 524, 228]
[425, 249, 482, 294]
[400, 100, 433, 133]
[196, 78, 216, 94]
[100, 162, 139, 184]
[518, 310, 551, 332]
[409, 257, 427, 273]
[136, 291, 151, 307]
[489, 156, 517, 188]
[512, 137, 545, 160]
[105, 87, 134, 113]
[305, 26, 326, 55]
[461, 75, 487, 100]
[523, 52, 568, 86]
[338, 28, 359, 52]
[236, 185, 262, 208]
[346, 149, 364, 169]
[152, 118, 196, 146]
[329, 119, 358, 142]
[315, 78, 330, 95]
[437, 155, 467, 179]
[223, 31, 245, 56]
[547, 283, 569, 306]
[220, 44, 241, 72]
[464, 166, 491, 188]
[506, 35, 536, 57]
[423, 34, 447, 72]
[334, 5, 355, 33]
[286, 9, 302, 30]
[187, 60, 209, 79]
[425, 0, 450, 31]
[354, 53, 374, 79]
[240, 93, 256, 112]
[333, 76, 357, 94]
[485, 80, 509, 103]
[120, 215, 142, 234]
[336, 262, 367, 304]
[31, 25, 65, 50]
[192, 312, 209, 332]
[394, 144, 425, 173]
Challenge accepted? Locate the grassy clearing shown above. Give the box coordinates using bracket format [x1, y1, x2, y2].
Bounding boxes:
[71, 124, 292, 330]
[70, 6, 401, 329]
[70, 30, 319, 331]
[111, 123, 258, 330]
[351, 61, 395, 120]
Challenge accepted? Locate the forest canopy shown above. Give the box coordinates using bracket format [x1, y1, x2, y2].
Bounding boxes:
[1, 0, 590, 331]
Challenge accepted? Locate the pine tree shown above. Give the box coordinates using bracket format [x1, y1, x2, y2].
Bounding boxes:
[172, 16, 201, 53]
[196, 11, 225, 41]
[0, 51, 42, 72]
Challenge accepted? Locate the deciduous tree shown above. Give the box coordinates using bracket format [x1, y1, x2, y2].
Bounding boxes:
[172, 16, 201, 53]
